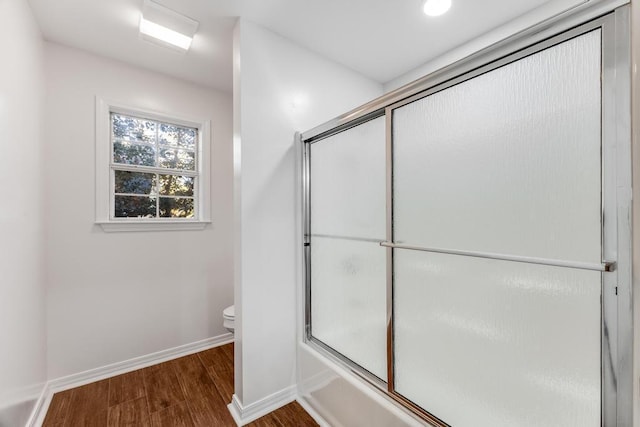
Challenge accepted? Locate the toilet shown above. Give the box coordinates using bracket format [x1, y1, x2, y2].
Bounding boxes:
[223, 305, 235, 333]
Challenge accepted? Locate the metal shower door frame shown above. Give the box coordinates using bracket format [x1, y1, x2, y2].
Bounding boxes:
[301, 6, 632, 426]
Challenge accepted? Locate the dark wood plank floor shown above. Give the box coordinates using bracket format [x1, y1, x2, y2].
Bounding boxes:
[43, 343, 318, 426]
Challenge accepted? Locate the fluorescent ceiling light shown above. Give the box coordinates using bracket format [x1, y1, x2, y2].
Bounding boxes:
[140, 17, 192, 50]
[139, 0, 198, 52]
[423, 0, 452, 16]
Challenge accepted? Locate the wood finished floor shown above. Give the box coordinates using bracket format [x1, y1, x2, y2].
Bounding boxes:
[42, 343, 318, 426]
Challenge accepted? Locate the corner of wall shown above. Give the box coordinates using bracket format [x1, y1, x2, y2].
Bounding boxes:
[233, 17, 382, 411]
[0, 0, 48, 424]
[232, 16, 245, 406]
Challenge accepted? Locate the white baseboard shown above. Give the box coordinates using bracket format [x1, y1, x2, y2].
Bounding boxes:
[227, 395, 244, 426]
[26, 333, 234, 426]
[48, 333, 234, 394]
[27, 383, 52, 427]
[227, 385, 297, 426]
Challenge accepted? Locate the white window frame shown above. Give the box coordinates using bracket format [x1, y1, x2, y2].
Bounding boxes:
[95, 97, 211, 232]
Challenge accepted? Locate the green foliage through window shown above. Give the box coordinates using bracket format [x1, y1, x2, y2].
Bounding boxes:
[111, 113, 197, 219]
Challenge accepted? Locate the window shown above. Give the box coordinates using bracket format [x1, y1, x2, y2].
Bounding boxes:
[96, 98, 211, 232]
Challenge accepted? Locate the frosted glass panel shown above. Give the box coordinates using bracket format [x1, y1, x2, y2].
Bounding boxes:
[394, 249, 601, 427]
[311, 237, 387, 380]
[310, 116, 386, 240]
[309, 117, 387, 380]
[393, 30, 602, 263]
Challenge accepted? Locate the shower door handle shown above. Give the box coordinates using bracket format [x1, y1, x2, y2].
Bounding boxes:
[379, 241, 615, 272]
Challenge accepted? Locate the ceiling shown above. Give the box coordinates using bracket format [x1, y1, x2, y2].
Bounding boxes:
[28, 0, 562, 93]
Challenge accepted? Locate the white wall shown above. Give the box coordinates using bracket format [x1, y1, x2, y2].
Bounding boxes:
[0, 0, 47, 425]
[44, 42, 234, 379]
[233, 19, 383, 411]
[383, 0, 620, 92]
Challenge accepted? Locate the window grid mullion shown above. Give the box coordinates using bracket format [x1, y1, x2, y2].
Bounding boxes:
[112, 138, 196, 158]
[110, 112, 199, 220]
[114, 192, 194, 199]
[154, 173, 159, 218]
[154, 120, 160, 218]
[110, 164, 197, 177]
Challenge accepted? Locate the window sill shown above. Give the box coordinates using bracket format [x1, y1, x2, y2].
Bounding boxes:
[96, 220, 211, 233]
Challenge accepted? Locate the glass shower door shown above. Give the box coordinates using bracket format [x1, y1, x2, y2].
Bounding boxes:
[391, 30, 603, 426]
[309, 116, 387, 381]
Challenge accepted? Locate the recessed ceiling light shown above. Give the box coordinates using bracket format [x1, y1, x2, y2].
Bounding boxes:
[139, 0, 198, 52]
[423, 0, 452, 17]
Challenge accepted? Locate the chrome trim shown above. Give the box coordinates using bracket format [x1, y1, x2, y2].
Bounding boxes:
[385, 106, 395, 392]
[387, 392, 449, 427]
[611, 6, 633, 426]
[309, 233, 383, 243]
[601, 13, 618, 425]
[307, 336, 388, 389]
[302, 136, 312, 340]
[305, 338, 449, 427]
[380, 242, 615, 273]
[301, 2, 627, 143]
[303, 338, 435, 426]
[386, 23, 606, 113]
[305, 110, 384, 144]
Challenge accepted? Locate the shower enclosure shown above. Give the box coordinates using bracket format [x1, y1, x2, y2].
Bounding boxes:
[301, 7, 631, 427]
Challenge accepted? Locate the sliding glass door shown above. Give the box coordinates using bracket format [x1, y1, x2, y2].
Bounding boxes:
[391, 30, 602, 426]
[303, 9, 630, 426]
[308, 116, 387, 381]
